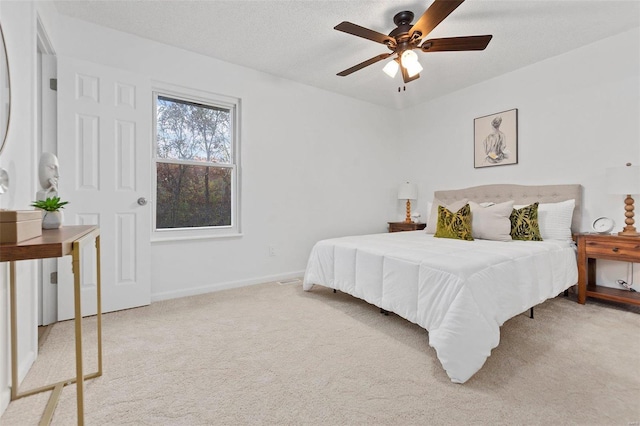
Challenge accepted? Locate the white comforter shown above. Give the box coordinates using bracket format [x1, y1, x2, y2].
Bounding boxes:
[303, 231, 578, 383]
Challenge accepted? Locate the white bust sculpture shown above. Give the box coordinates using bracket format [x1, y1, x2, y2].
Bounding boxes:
[36, 152, 59, 201]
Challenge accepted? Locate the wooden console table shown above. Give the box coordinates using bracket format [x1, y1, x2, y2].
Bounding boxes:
[1, 225, 102, 425]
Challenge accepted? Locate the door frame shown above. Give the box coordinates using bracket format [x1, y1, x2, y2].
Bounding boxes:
[36, 15, 57, 326]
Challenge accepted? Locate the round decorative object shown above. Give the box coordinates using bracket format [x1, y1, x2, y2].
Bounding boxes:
[592, 217, 614, 234]
[0, 167, 8, 194]
[42, 211, 62, 229]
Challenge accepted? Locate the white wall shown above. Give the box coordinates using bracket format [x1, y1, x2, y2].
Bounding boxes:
[400, 28, 640, 287]
[1, 3, 403, 412]
[0, 0, 39, 414]
[1, 1, 637, 417]
[42, 13, 403, 300]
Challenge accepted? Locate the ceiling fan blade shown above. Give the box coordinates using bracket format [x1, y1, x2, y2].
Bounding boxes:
[409, 0, 465, 40]
[420, 35, 493, 52]
[401, 65, 420, 84]
[335, 21, 395, 46]
[337, 53, 393, 76]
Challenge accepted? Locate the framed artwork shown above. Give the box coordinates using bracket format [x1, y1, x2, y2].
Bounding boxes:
[474, 108, 518, 168]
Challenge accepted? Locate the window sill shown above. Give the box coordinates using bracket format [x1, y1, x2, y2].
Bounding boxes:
[151, 232, 243, 243]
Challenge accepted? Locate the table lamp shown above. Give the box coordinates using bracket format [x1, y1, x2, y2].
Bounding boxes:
[398, 182, 418, 223]
[606, 162, 640, 237]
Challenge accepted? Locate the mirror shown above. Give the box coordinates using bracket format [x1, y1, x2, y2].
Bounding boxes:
[0, 22, 10, 156]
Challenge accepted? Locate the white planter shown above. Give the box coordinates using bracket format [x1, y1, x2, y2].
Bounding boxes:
[42, 211, 62, 229]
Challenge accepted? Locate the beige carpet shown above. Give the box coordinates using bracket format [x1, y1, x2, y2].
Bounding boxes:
[2, 282, 639, 425]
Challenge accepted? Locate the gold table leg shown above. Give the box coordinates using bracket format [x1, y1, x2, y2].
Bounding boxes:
[8, 229, 103, 426]
[9, 261, 18, 401]
[71, 239, 85, 425]
[96, 235, 103, 377]
[40, 382, 64, 426]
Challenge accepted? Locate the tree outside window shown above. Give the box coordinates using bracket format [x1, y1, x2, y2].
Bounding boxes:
[155, 95, 235, 230]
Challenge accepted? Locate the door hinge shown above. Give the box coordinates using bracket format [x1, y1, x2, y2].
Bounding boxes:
[49, 78, 57, 91]
[50, 271, 58, 284]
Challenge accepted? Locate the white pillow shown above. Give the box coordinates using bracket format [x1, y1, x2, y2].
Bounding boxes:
[469, 200, 514, 241]
[425, 198, 469, 234]
[514, 199, 575, 241]
[538, 199, 575, 241]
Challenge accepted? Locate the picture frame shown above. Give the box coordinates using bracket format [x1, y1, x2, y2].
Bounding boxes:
[474, 108, 518, 168]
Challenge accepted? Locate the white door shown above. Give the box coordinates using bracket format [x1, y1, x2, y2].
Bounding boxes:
[57, 55, 151, 319]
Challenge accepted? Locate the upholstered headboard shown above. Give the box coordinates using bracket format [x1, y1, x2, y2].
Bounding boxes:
[433, 184, 583, 233]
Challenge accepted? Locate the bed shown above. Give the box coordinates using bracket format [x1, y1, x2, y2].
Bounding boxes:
[303, 184, 582, 383]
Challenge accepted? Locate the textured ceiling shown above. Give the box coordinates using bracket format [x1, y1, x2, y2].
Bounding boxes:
[52, 0, 640, 110]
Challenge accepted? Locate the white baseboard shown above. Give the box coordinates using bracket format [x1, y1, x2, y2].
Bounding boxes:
[18, 349, 36, 384]
[150, 270, 306, 302]
[0, 387, 9, 418]
[0, 349, 36, 417]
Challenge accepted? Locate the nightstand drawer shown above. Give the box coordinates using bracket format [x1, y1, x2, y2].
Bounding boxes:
[584, 239, 640, 261]
[387, 222, 426, 233]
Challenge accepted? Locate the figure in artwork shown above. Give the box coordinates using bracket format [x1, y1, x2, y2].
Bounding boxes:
[483, 116, 510, 164]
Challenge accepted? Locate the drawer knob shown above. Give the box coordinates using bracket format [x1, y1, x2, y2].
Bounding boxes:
[612, 247, 619, 252]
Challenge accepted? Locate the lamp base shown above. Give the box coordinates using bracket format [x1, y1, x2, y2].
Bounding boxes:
[404, 199, 412, 223]
[619, 195, 640, 237]
[618, 228, 640, 237]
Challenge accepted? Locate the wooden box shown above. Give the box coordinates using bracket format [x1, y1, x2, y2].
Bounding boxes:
[0, 210, 42, 243]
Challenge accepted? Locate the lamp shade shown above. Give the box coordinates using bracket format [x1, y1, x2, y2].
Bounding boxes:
[398, 182, 418, 200]
[405, 61, 423, 78]
[606, 164, 640, 195]
[400, 50, 418, 67]
[383, 60, 399, 78]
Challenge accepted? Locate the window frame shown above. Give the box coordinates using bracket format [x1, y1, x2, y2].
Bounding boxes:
[151, 86, 241, 241]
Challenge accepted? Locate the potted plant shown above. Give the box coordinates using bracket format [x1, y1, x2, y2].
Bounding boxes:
[31, 196, 69, 229]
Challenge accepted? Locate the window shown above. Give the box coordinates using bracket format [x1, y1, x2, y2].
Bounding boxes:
[153, 91, 239, 238]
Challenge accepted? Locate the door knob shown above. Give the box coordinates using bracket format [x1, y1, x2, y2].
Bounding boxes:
[137, 197, 147, 206]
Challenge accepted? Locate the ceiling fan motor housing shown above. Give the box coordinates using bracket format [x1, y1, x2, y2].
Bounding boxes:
[393, 10, 414, 26]
[389, 11, 418, 44]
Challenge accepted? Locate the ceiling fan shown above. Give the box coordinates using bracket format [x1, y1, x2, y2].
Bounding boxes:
[335, 0, 492, 84]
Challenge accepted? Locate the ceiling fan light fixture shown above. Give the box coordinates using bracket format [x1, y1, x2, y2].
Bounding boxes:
[405, 61, 423, 78]
[400, 49, 419, 67]
[333, 1, 493, 83]
[382, 60, 399, 78]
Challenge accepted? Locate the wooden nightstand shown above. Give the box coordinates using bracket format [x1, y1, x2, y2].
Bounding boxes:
[575, 233, 640, 306]
[388, 222, 426, 233]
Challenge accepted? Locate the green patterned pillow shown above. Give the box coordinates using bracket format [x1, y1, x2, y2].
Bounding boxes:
[434, 204, 474, 241]
[510, 203, 543, 241]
